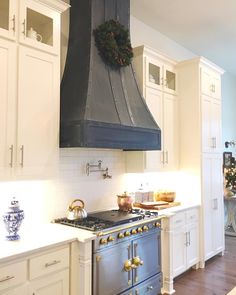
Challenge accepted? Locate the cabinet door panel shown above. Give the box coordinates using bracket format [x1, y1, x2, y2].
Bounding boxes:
[211, 99, 222, 152]
[211, 155, 224, 253]
[201, 67, 212, 96]
[202, 95, 212, 152]
[29, 269, 69, 295]
[145, 87, 163, 171]
[0, 0, 17, 40]
[17, 46, 59, 175]
[2, 285, 28, 295]
[172, 228, 186, 277]
[163, 93, 178, 170]
[186, 224, 199, 268]
[0, 38, 16, 175]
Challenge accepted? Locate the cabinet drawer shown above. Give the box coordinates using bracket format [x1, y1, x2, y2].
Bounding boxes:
[0, 260, 27, 292]
[172, 212, 185, 228]
[29, 246, 69, 280]
[186, 208, 199, 223]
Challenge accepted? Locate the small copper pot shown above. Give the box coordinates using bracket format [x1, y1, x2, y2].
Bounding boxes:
[117, 192, 134, 212]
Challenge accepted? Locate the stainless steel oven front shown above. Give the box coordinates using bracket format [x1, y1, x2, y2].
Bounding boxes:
[92, 220, 162, 295]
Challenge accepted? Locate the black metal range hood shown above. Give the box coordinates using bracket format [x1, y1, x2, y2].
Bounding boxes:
[60, 0, 161, 150]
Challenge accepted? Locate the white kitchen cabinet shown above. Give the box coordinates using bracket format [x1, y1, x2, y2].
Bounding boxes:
[161, 207, 200, 294]
[202, 153, 224, 261]
[0, 0, 69, 178]
[0, 245, 70, 295]
[0, 38, 16, 176]
[202, 94, 222, 153]
[28, 269, 69, 295]
[126, 45, 178, 172]
[0, 0, 17, 41]
[177, 57, 225, 266]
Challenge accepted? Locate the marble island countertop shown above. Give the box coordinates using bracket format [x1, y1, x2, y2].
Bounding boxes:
[0, 223, 96, 263]
[0, 202, 200, 263]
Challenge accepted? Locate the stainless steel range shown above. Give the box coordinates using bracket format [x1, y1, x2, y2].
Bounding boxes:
[55, 209, 162, 295]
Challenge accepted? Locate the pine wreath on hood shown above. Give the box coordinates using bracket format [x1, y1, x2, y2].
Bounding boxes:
[94, 19, 133, 67]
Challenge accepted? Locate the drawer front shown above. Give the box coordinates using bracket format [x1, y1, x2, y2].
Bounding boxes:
[0, 260, 27, 292]
[29, 246, 69, 280]
[172, 212, 185, 228]
[186, 208, 198, 223]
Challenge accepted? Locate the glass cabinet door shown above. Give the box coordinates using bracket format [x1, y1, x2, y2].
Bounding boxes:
[19, 0, 60, 54]
[0, 0, 17, 40]
[146, 58, 163, 91]
[164, 64, 177, 94]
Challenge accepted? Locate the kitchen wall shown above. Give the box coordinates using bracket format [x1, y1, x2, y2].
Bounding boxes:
[1, 7, 236, 234]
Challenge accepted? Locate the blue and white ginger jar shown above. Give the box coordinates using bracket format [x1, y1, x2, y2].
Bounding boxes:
[3, 198, 24, 241]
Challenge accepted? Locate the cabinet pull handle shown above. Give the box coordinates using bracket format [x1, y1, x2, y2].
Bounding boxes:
[212, 84, 215, 93]
[22, 19, 26, 36]
[161, 151, 165, 164]
[127, 245, 131, 285]
[147, 285, 153, 291]
[188, 231, 191, 246]
[213, 198, 218, 210]
[185, 232, 188, 246]
[45, 260, 61, 268]
[165, 151, 168, 164]
[214, 137, 217, 148]
[20, 145, 24, 167]
[161, 77, 164, 85]
[9, 145, 13, 167]
[12, 15, 16, 32]
[0, 275, 15, 283]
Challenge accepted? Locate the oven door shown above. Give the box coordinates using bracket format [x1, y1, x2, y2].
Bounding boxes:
[93, 240, 133, 295]
[132, 231, 161, 286]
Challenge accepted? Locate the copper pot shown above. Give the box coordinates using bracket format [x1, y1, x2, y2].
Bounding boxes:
[117, 192, 134, 212]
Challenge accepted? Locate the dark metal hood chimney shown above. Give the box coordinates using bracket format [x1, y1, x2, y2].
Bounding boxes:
[60, 0, 161, 150]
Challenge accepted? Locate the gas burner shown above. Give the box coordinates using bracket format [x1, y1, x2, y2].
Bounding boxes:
[54, 208, 158, 232]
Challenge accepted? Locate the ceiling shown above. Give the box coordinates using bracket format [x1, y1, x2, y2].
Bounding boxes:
[131, 0, 236, 77]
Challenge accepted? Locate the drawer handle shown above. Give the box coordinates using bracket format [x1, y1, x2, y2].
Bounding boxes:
[0, 275, 15, 283]
[45, 260, 61, 268]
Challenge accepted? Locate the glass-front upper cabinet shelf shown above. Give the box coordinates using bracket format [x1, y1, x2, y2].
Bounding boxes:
[19, 0, 61, 54]
[146, 58, 163, 91]
[166, 69, 176, 92]
[0, 0, 17, 40]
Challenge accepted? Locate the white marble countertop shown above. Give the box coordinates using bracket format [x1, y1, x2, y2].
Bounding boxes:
[0, 203, 200, 263]
[0, 223, 96, 263]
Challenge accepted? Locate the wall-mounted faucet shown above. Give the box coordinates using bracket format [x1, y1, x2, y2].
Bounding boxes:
[86, 160, 112, 179]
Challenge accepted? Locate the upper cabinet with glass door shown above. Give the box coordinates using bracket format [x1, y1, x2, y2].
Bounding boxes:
[0, 0, 69, 55]
[0, 0, 17, 40]
[133, 46, 177, 95]
[19, 0, 67, 54]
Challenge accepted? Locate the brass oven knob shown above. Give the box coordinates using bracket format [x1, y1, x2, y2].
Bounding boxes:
[137, 227, 143, 233]
[107, 236, 115, 242]
[124, 231, 131, 237]
[100, 238, 108, 245]
[124, 259, 132, 272]
[118, 232, 125, 239]
[155, 222, 161, 228]
[142, 225, 149, 231]
[132, 256, 144, 267]
[131, 229, 137, 235]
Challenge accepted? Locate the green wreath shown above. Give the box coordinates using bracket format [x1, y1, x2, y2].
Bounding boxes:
[93, 19, 133, 67]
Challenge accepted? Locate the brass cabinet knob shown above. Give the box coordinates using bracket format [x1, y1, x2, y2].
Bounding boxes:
[107, 236, 115, 242]
[155, 222, 161, 228]
[118, 232, 125, 239]
[124, 231, 131, 237]
[124, 259, 132, 272]
[137, 227, 143, 233]
[132, 256, 144, 267]
[131, 229, 137, 235]
[100, 238, 108, 245]
[142, 225, 149, 231]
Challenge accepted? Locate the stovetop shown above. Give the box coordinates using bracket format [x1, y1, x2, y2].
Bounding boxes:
[54, 209, 159, 232]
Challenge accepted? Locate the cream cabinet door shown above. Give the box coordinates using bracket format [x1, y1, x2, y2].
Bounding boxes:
[202, 154, 224, 261]
[17, 46, 59, 175]
[0, 0, 17, 41]
[1, 285, 28, 295]
[29, 269, 69, 295]
[172, 227, 186, 277]
[19, 0, 60, 54]
[163, 93, 178, 170]
[202, 95, 221, 153]
[0, 38, 16, 175]
[186, 223, 199, 268]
